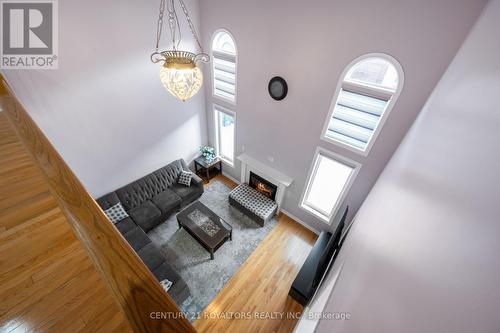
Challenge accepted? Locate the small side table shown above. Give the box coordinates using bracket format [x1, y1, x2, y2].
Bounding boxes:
[194, 156, 222, 183]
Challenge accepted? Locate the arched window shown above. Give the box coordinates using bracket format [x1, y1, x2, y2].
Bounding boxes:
[322, 54, 404, 155]
[211, 30, 237, 166]
[212, 30, 237, 104]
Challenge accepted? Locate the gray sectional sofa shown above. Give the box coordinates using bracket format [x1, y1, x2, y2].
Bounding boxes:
[96, 159, 203, 305]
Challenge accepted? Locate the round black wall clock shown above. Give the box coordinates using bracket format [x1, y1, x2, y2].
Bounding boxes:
[268, 76, 288, 101]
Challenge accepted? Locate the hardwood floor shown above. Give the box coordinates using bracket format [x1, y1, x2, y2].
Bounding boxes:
[0, 112, 317, 333]
[195, 174, 317, 333]
[0, 113, 132, 333]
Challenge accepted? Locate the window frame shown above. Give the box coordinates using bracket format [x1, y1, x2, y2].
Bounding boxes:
[213, 104, 236, 167]
[300, 147, 361, 224]
[211, 29, 238, 106]
[321, 53, 404, 156]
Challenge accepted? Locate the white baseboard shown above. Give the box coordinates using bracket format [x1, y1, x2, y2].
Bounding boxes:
[280, 209, 319, 235]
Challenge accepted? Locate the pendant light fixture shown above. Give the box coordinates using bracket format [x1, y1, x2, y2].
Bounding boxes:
[151, 0, 209, 101]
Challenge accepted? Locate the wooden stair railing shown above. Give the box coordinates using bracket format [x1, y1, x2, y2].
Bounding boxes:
[0, 77, 196, 333]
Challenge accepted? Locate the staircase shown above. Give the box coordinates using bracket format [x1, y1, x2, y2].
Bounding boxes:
[0, 77, 194, 332]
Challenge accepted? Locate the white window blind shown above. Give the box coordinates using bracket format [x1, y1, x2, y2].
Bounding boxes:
[213, 52, 236, 103]
[212, 31, 237, 104]
[326, 89, 389, 150]
[323, 55, 403, 154]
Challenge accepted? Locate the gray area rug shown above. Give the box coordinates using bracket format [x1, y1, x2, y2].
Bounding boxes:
[147, 179, 278, 320]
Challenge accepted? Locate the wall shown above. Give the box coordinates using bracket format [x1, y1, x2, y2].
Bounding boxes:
[199, 0, 486, 231]
[301, 0, 500, 331]
[1, 0, 207, 198]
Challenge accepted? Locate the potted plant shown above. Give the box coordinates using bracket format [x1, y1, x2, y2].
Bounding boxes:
[199, 146, 216, 163]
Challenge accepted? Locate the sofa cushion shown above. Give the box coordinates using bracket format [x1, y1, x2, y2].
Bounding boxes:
[137, 242, 165, 271]
[128, 200, 162, 232]
[190, 172, 204, 189]
[114, 217, 137, 235]
[96, 192, 121, 210]
[152, 159, 186, 190]
[171, 183, 200, 202]
[152, 189, 181, 214]
[116, 177, 161, 211]
[123, 227, 151, 252]
[153, 261, 189, 304]
[152, 261, 182, 288]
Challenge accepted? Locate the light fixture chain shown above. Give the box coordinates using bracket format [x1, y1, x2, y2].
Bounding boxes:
[178, 0, 204, 52]
[154, 0, 166, 52]
[167, 0, 182, 50]
[150, 0, 209, 65]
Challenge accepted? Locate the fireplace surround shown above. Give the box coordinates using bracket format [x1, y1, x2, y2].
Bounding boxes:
[237, 153, 293, 213]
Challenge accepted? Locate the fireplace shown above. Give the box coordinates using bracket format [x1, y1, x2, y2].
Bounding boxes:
[249, 172, 278, 201]
[238, 153, 293, 213]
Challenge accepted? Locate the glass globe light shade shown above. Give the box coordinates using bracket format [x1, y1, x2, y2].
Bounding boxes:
[159, 62, 203, 102]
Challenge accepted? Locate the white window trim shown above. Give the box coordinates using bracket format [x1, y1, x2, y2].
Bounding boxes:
[213, 104, 236, 167]
[300, 147, 361, 224]
[320, 52, 405, 156]
[211, 29, 238, 106]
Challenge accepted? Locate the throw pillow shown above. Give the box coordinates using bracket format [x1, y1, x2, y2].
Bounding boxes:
[178, 170, 193, 186]
[104, 202, 129, 224]
[160, 278, 173, 292]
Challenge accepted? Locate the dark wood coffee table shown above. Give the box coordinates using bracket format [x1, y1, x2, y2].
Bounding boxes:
[176, 201, 232, 260]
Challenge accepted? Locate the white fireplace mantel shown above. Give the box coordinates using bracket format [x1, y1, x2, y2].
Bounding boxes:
[237, 153, 293, 213]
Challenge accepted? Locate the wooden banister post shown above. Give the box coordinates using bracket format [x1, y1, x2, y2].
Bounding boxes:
[0, 77, 197, 333]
